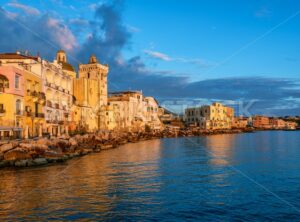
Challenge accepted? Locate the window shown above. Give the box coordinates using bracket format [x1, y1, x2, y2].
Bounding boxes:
[0, 104, 4, 111]
[15, 74, 20, 89]
[16, 99, 21, 114]
[0, 74, 9, 92]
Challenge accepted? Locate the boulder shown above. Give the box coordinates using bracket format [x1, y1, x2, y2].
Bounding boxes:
[36, 138, 51, 146]
[69, 138, 78, 146]
[32, 158, 48, 166]
[15, 159, 29, 167]
[0, 142, 19, 153]
[4, 148, 31, 161]
[19, 143, 33, 149]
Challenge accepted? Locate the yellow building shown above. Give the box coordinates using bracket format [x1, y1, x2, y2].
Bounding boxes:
[73, 55, 109, 132]
[0, 51, 74, 137]
[23, 69, 45, 138]
[185, 102, 234, 130]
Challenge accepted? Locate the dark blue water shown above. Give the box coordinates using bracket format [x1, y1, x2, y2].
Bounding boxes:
[1, 131, 300, 221]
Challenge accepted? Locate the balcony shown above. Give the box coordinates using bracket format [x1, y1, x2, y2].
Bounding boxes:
[15, 110, 24, 116]
[36, 113, 45, 118]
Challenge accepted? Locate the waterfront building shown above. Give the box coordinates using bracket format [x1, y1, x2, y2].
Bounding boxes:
[0, 51, 74, 136]
[108, 91, 163, 132]
[232, 117, 249, 129]
[108, 91, 145, 132]
[73, 55, 109, 132]
[23, 68, 45, 138]
[184, 102, 234, 130]
[252, 116, 271, 129]
[269, 118, 286, 129]
[0, 66, 24, 140]
[143, 97, 163, 130]
[44, 59, 73, 136]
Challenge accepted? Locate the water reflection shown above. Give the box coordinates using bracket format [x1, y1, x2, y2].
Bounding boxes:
[1, 132, 300, 221]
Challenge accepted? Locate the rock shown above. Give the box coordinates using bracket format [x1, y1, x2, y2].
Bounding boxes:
[4, 148, 31, 161]
[100, 144, 114, 150]
[15, 160, 29, 167]
[19, 143, 33, 149]
[69, 138, 78, 146]
[0, 160, 11, 168]
[32, 158, 48, 166]
[36, 138, 51, 146]
[0, 142, 19, 153]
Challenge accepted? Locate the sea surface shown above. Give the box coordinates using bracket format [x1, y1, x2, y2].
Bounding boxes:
[1, 131, 300, 221]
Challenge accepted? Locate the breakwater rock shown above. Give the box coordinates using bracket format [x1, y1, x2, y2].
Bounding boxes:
[0, 128, 253, 169]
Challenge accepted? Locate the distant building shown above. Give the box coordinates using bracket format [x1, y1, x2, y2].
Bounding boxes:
[232, 117, 249, 129]
[252, 116, 271, 129]
[269, 118, 286, 129]
[184, 102, 234, 130]
[108, 91, 162, 132]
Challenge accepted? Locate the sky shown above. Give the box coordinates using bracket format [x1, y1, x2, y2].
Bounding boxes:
[0, 0, 300, 116]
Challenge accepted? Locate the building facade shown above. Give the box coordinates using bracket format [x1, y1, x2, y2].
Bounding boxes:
[23, 68, 45, 138]
[73, 55, 109, 132]
[185, 102, 234, 130]
[0, 66, 24, 139]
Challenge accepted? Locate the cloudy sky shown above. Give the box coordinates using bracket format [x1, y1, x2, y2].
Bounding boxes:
[0, 0, 300, 116]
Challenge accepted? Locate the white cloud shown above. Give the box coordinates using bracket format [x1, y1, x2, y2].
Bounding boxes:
[46, 18, 78, 51]
[6, 2, 40, 16]
[144, 50, 172, 61]
[144, 50, 213, 67]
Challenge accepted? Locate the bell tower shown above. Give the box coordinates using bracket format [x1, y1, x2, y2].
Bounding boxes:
[56, 50, 67, 63]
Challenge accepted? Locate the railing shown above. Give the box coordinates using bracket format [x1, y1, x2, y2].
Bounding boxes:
[15, 110, 24, 116]
[36, 113, 45, 118]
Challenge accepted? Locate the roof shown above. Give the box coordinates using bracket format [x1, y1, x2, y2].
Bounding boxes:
[61, 62, 75, 72]
[109, 90, 142, 95]
[0, 53, 39, 61]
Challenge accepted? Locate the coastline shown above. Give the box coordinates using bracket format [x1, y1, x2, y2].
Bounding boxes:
[0, 128, 296, 169]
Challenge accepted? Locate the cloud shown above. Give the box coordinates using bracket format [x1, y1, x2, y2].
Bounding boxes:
[144, 50, 213, 67]
[0, 1, 299, 116]
[255, 7, 271, 18]
[144, 50, 172, 61]
[0, 7, 78, 58]
[6, 2, 40, 16]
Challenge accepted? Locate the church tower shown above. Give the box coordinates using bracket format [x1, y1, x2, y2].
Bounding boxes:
[55, 50, 76, 79]
[78, 54, 109, 108]
[56, 50, 67, 63]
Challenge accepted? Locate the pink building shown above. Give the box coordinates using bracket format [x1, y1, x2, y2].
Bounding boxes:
[0, 66, 25, 140]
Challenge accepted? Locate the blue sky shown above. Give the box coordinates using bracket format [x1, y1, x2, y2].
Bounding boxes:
[0, 0, 300, 115]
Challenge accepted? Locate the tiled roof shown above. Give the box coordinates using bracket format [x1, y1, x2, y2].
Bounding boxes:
[0, 53, 39, 61]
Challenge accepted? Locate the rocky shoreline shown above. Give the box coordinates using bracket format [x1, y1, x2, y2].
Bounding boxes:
[0, 128, 255, 169]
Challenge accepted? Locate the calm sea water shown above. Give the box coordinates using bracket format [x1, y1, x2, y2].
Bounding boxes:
[1, 131, 300, 221]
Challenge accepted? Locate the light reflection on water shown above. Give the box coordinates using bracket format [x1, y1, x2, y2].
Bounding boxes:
[1, 131, 300, 221]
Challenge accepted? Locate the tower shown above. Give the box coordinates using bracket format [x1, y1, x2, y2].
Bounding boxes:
[55, 50, 76, 79]
[56, 50, 67, 63]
